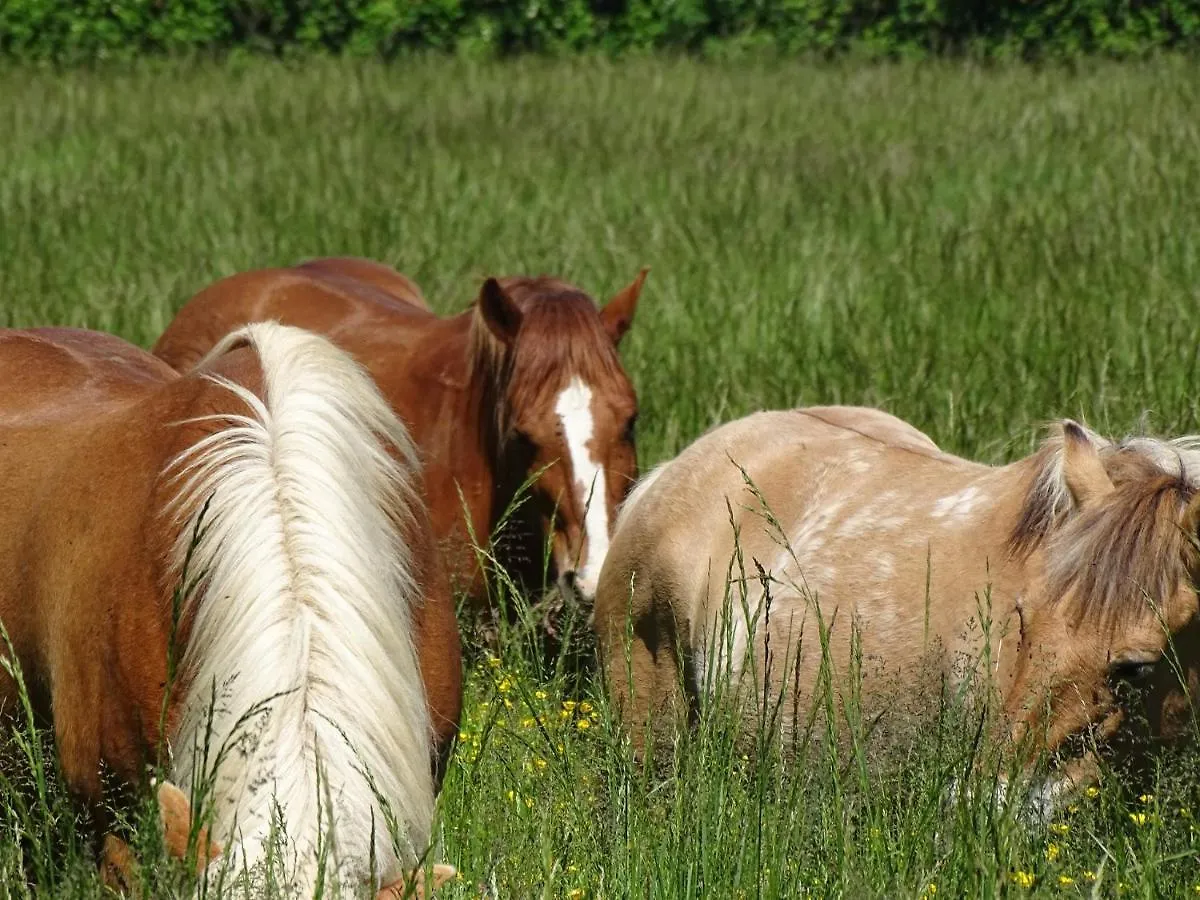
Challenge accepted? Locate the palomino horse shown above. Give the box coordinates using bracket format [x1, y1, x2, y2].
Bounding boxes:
[152, 257, 647, 617]
[595, 406, 1200, 809]
[0, 323, 460, 897]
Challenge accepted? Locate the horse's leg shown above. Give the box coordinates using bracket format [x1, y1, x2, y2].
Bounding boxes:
[405, 496, 463, 791]
[602, 588, 689, 759]
[99, 783, 222, 895]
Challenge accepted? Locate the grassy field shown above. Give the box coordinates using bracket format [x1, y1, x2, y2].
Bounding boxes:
[3, 56, 1200, 897]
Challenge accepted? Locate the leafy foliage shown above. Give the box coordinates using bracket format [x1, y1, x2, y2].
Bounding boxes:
[2, 0, 1200, 61]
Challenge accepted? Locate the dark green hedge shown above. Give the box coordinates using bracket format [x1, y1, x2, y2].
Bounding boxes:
[2, 0, 1198, 60]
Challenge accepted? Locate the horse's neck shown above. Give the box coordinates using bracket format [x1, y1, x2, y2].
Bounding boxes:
[367, 313, 525, 591]
[927, 454, 1049, 690]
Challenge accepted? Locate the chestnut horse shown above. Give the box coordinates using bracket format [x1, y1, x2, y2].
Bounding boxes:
[152, 257, 646, 615]
[596, 406, 1200, 813]
[0, 323, 460, 897]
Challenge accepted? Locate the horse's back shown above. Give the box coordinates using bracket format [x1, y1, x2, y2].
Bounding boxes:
[603, 407, 956, 589]
[793, 405, 943, 456]
[0, 328, 173, 423]
[296, 257, 429, 309]
[154, 261, 433, 372]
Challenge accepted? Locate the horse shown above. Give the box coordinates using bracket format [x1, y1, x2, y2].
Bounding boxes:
[0, 323, 461, 897]
[151, 257, 647, 621]
[594, 405, 1200, 812]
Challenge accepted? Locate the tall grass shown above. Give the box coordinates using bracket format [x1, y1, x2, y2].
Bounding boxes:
[2, 56, 1200, 897]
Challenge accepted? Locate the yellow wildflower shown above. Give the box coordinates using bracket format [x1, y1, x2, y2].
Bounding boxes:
[577, 719, 591, 731]
[535, 757, 548, 769]
[1057, 875, 1074, 886]
[1049, 823, 1069, 836]
[487, 656, 501, 668]
[579, 701, 593, 714]
[1081, 871, 1096, 882]
[1138, 793, 1154, 804]
[521, 717, 536, 728]
[1085, 786, 1100, 798]
[535, 690, 548, 701]
[919, 884, 936, 898]
[1129, 812, 1149, 826]
[497, 677, 512, 694]
[563, 700, 577, 712]
[567, 890, 584, 900]
[1045, 843, 1060, 862]
[1011, 872, 1035, 888]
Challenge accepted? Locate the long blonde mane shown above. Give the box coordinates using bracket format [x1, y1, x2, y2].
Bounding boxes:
[1010, 423, 1200, 626]
[164, 322, 433, 896]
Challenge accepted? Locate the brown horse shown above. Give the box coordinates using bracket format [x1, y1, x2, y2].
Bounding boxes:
[152, 257, 647, 615]
[595, 406, 1200, 814]
[0, 323, 460, 897]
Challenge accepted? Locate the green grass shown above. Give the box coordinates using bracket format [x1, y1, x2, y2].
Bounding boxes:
[3, 55, 1200, 897]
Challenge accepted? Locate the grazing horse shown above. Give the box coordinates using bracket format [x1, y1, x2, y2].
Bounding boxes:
[152, 257, 647, 615]
[595, 406, 1200, 810]
[0, 323, 461, 898]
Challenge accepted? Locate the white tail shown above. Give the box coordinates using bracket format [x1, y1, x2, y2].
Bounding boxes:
[164, 322, 433, 896]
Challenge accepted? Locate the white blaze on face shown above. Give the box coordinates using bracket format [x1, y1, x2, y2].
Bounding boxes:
[554, 376, 609, 598]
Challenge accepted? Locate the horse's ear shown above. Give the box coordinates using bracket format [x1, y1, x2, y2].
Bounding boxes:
[1061, 420, 1114, 507]
[601, 267, 648, 345]
[477, 278, 523, 345]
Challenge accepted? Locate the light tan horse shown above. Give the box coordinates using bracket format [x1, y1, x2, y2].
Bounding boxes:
[152, 258, 647, 617]
[0, 324, 459, 898]
[595, 406, 1200, 809]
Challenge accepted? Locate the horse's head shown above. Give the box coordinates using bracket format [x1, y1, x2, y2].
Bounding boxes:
[1003, 421, 1200, 807]
[472, 270, 647, 602]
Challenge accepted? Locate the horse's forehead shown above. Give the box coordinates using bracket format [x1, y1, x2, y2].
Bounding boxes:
[511, 346, 633, 416]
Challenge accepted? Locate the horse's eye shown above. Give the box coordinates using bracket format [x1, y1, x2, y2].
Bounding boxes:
[623, 413, 638, 443]
[1108, 658, 1158, 683]
[512, 429, 536, 452]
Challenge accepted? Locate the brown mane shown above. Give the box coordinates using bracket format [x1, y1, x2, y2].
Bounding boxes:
[469, 275, 629, 440]
[1010, 429, 1200, 627]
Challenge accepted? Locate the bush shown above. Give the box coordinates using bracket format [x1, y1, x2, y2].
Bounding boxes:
[1, 0, 1199, 61]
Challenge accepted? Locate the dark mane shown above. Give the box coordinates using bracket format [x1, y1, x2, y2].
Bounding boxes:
[1009, 430, 1200, 626]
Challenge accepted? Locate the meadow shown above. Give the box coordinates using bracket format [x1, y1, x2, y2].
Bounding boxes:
[2, 55, 1200, 897]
